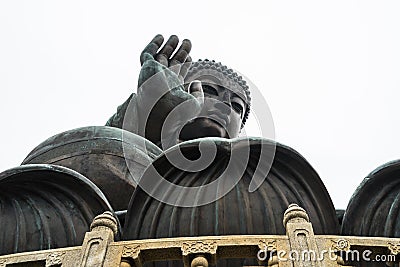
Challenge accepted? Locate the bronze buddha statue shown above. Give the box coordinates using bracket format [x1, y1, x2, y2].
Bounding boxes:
[0, 35, 341, 264]
[106, 34, 251, 149]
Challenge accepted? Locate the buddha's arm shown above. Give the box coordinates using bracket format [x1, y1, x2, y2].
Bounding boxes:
[105, 93, 135, 129]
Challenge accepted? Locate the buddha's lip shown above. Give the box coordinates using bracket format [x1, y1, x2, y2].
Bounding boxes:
[182, 115, 228, 134]
[207, 113, 228, 128]
[206, 117, 228, 138]
[179, 117, 228, 141]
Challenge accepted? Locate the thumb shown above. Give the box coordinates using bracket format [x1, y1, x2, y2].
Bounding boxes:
[140, 52, 156, 65]
[188, 80, 204, 105]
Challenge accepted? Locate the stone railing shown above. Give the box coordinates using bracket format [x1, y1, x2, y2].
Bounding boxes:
[1, 204, 399, 267]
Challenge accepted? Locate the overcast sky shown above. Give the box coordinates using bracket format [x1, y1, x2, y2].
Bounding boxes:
[1, 1, 399, 209]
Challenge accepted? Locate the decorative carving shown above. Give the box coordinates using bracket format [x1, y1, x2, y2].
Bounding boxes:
[0, 259, 6, 267]
[283, 204, 310, 227]
[46, 251, 65, 266]
[388, 242, 400, 255]
[90, 211, 118, 236]
[122, 245, 141, 259]
[181, 241, 217, 256]
[331, 239, 350, 251]
[258, 240, 277, 251]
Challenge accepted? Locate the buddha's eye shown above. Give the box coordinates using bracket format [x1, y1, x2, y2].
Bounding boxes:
[202, 84, 218, 96]
[232, 102, 243, 115]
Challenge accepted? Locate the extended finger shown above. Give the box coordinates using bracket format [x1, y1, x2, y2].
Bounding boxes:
[155, 54, 168, 67]
[179, 56, 192, 81]
[170, 39, 191, 75]
[157, 35, 179, 64]
[140, 34, 164, 65]
[171, 39, 192, 65]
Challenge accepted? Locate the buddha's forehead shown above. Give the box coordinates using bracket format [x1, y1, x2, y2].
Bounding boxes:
[185, 70, 248, 103]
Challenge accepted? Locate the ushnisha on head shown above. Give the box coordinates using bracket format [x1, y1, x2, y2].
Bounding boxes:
[179, 59, 251, 141]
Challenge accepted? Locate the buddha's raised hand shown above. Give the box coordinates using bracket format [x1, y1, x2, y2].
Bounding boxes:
[136, 34, 203, 148]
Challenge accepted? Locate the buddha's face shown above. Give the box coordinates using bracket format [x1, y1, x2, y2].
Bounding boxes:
[179, 76, 247, 141]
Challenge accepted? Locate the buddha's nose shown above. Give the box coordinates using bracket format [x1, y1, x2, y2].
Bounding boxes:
[215, 101, 231, 115]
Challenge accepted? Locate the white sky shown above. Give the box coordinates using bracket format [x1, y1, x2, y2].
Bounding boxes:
[1, 1, 399, 209]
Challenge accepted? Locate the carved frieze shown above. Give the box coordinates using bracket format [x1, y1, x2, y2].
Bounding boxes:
[258, 240, 277, 251]
[122, 245, 141, 259]
[331, 239, 350, 251]
[181, 241, 217, 256]
[46, 251, 66, 267]
[388, 242, 400, 255]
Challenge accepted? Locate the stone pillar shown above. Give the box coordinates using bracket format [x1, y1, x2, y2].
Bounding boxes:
[79, 211, 118, 267]
[283, 204, 321, 267]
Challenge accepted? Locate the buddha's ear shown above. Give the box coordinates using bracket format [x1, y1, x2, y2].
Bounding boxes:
[240, 121, 245, 131]
[240, 106, 249, 130]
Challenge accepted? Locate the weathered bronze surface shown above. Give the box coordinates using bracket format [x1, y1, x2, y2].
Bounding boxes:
[336, 209, 345, 226]
[123, 138, 339, 266]
[342, 160, 400, 237]
[106, 35, 251, 148]
[0, 164, 118, 256]
[0, 205, 399, 267]
[341, 160, 400, 267]
[2, 34, 398, 267]
[22, 126, 161, 211]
